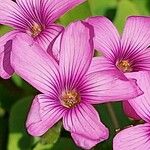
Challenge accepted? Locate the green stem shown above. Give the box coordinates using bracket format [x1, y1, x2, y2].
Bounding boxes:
[106, 103, 120, 129]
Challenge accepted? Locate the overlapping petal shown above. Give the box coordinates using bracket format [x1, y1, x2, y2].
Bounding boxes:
[79, 70, 142, 104]
[43, 0, 86, 24]
[0, 30, 19, 79]
[87, 16, 120, 60]
[11, 34, 61, 97]
[63, 103, 109, 149]
[113, 123, 150, 150]
[36, 24, 64, 50]
[126, 71, 150, 122]
[26, 94, 66, 136]
[121, 17, 150, 62]
[87, 56, 116, 74]
[59, 21, 94, 90]
[122, 101, 141, 120]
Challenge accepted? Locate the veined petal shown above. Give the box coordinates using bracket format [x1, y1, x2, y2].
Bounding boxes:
[121, 16, 150, 61]
[36, 24, 64, 50]
[87, 16, 120, 61]
[0, 30, 18, 79]
[87, 56, 116, 75]
[26, 94, 66, 136]
[126, 71, 150, 122]
[11, 33, 61, 97]
[122, 101, 141, 120]
[59, 21, 94, 90]
[63, 103, 109, 149]
[0, 0, 29, 29]
[43, 0, 86, 24]
[113, 123, 150, 150]
[79, 70, 142, 104]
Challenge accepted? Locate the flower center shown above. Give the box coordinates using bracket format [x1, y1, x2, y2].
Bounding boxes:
[30, 23, 42, 37]
[117, 60, 132, 72]
[61, 91, 80, 108]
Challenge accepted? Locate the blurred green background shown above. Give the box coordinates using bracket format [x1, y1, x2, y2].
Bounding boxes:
[0, 0, 149, 149]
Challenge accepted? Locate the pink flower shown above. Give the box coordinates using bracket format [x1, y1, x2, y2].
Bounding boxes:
[11, 21, 142, 149]
[113, 72, 150, 150]
[0, 0, 85, 79]
[87, 16, 150, 120]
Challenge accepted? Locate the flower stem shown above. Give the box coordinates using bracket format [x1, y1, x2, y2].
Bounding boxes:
[106, 103, 119, 129]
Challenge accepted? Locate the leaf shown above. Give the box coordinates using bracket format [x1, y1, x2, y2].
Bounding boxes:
[41, 122, 62, 145]
[88, 0, 117, 17]
[59, 1, 91, 26]
[0, 25, 12, 36]
[12, 74, 23, 88]
[114, 0, 140, 32]
[8, 96, 33, 150]
[51, 137, 80, 150]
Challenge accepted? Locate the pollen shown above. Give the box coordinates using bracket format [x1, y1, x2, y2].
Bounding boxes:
[30, 23, 42, 37]
[61, 91, 80, 108]
[117, 60, 132, 72]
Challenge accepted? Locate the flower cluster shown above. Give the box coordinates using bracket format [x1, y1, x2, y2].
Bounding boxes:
[0, 0, 150, 149]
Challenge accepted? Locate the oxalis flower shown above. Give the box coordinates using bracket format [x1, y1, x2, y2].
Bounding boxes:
[0, 0, 85, 79]
[11, 21, 142, 149]
[113, 72, 150, 150]
[87, 16, 150, 122]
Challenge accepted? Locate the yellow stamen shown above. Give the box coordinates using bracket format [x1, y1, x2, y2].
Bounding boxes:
[30, 23, 42, 37]
[61, 91, 80, 108]
[117, 60, 132, 72]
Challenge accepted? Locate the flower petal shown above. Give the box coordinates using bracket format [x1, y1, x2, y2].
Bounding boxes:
[122, 101, 141, 120]
[113, 123, 150, 150]
[121, 17, 150, 63]
[11, 33, 61, 97]
[79, 70, 142, 104]
[59, 21, 94, 90]
[43, 0, 86, 24]
[63, 103, 109, 149]
[47, 32, 63, 62]
[87, 56, 116, 75]
[126, 71, 150, 122]
[26, 94, 66, 136]
[36, 24, 64, 50]
[87, 16, 120, 60]
[0, 0, 28, 29]
[0, 31, 19, 79]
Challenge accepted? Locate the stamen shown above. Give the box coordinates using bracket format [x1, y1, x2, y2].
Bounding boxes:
[117, 60, 132, 72]
[61, 91, 80, 108]
[28, 22, 43, 37]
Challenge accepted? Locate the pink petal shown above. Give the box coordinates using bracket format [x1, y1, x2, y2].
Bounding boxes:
[43, 0, 86, 24]
[26, 94, 66, 136]
[0, 0, 28, 29]
[11, 33, 61, 97]
[79, 70, 143, 104]
[36, 24, 64, 50]
[47, 32, 63, 62]
[87, 16, 120, 60]
[125, 71, 150, 122]
[59, 21, 94, 90]
[63, 103, 109, 149]
[121, 17, 150, 66]
[113, 123, 150, 150]
[122, 101, 141, 120]
[0, 31, 18, 79]
[87, 56, 116, 75]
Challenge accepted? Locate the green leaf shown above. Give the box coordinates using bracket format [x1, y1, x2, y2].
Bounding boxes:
[114, 0, 140, 32]
[0, 25, 12, 36]
[41, 122, 62, 145]
[59, 2, 91, 26]
[51, 137, 80, 150]
[88, 0, 117, 17]
[8, 96, 33, 150]
[12, 74, 23, 88]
